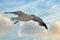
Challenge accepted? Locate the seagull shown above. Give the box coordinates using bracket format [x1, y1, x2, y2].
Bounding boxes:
[5, 11, 48, 29]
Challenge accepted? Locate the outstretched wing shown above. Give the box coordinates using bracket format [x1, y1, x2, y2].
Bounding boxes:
[33, 16, 48, 29]
[5, 11, 26, 16]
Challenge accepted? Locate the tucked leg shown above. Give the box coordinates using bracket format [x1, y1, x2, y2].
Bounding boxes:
[14, 20, 18, 24]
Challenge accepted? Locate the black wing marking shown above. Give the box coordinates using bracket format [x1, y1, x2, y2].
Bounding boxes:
[33, 16, 48, 29]
[5, 11, 26, 16]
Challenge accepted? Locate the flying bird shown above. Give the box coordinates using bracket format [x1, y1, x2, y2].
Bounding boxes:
[5, 11, 48, 29]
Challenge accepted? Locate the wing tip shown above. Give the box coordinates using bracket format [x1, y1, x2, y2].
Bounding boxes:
[40, 23, 48, 30]
[5, 12, 8, 14]
[43, 23, 48, 30]
[45, 26, 48, 30]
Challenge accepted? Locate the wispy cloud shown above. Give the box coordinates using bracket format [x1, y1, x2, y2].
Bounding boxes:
[18, 21, 60, 40]
[18, 20, 48, 37]
[0, 13, 15, 35]
[44, 5, 60, 23]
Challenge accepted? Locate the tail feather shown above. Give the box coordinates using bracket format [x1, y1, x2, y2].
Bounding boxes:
[10, 17, 16, 21]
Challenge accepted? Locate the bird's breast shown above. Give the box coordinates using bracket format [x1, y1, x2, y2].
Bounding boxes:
[16, 16, 33, 21]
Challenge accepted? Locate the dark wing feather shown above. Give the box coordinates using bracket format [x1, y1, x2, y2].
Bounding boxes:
[33, 16, 48, 29]
[5, 11, 26, 16]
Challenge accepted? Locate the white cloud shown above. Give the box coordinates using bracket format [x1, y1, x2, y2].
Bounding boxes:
[18, 21, 60, 39]
[18, 20, 48, 37]
[0, 13, 15, 35]
[49, 21, 60, 38]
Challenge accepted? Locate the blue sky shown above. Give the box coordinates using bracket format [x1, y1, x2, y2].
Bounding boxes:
[0, 0, 60, 40]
